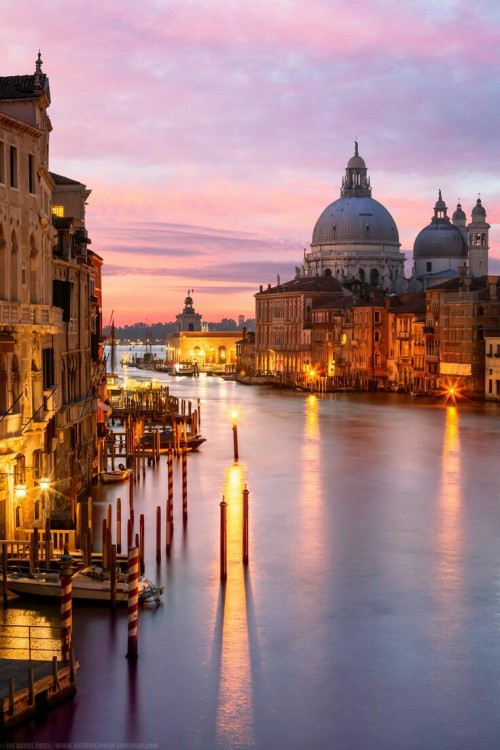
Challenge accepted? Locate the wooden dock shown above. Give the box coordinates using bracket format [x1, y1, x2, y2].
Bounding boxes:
[0, 654, 78, 729]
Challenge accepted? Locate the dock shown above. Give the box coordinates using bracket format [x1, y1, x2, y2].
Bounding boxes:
[0, 654, 78, 730]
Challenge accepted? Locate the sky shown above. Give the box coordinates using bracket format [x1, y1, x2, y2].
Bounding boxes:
[3, 0, 500, 325]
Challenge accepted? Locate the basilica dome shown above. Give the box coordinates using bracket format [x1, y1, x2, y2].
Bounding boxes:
[312, 196, 399, 246]
[304, 144, 406, 291]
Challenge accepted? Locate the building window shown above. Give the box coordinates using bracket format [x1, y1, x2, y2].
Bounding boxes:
[28, 154, 36, 194]
[0, 140, 4, 184]
[426, 262, 432, 272]
[52, 205, 64, 217]
[9, 146, 18, 188]
[374, 311, 380, 323]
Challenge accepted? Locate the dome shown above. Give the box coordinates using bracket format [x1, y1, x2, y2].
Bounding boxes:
[452, 202, 466, 222]
[413, 222, 467, 259]
[347, 154, 366, 169]
[472, 197, 486, 218]
[312, 196, 399, 246]
[414, 191, 467, 259]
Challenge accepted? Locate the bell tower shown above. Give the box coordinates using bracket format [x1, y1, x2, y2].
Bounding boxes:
[468, 197, 489, 278]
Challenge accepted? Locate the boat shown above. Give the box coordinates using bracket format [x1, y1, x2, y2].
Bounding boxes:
[100, 468, 131, 483]
[4, 565, 164, 604]
[139, 428, 206, 453]
[169, 362, 195, 376]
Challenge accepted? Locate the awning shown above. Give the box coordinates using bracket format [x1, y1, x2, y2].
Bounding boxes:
[98, 399, 113, 414]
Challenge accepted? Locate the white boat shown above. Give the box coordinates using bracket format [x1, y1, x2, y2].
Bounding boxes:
[5, 565, 163, 604]
[100, 468, 131, 483]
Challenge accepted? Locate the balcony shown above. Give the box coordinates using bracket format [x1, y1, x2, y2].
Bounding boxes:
[0, 301, 62, 331]
[396, 331, 413, 340]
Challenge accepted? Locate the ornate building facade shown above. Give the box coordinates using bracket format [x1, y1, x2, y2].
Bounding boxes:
[0, 55, 102, 540]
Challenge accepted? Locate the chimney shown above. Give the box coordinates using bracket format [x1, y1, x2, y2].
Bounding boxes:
[242, 327, 247, 340]
[259, 285, 263, 292]
[488, 275, 498, 300]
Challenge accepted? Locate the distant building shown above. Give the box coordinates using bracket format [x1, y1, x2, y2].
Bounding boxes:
[175, 291, 202, 332]
[166, 292, 239, 369]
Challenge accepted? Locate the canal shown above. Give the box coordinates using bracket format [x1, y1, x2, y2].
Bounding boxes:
[4, 358, 500, 749]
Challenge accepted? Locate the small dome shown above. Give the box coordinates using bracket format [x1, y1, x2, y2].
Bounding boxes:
[184, 295, 193, 306]
[413, 222, 467, 259]
[347, 154, 366, 169]
[472, 197, 486, 218]
[452, 203, 466, 222]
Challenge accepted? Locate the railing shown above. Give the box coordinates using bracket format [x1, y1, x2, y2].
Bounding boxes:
[0, 624, 61, 661]
[0, 301, 62, 328]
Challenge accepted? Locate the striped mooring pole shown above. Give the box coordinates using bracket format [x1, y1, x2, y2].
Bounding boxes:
[182, 447, 188, 523]
[167, 451, 174, 532]
[59, 544, 73, 662]
[126, 546, 139, 659]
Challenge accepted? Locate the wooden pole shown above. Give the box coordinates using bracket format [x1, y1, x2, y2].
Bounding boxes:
[126, 546, 139, 659]
[242, 485, 249, 565]
[127, 518, 133, 552]
[166, 497, 173, 556]
[116, 497, 122, 554]
[45, 517, 51, 568]
[32, 527, 39, 572]
[75, 503, 82, 550]
[87, 496, 93, 544]
[129, 474, 134, 525]
[106, 503, 112, 538]
[87, 527, 93, 566]
[139, 514, 145, 574]
[110, 544, 117, 608]
[156, 506, 161, 563]
[102, 519, 108, 569]
[167, 451, 174, 531]
[232, 422, 239, 461]
[220, 497, 227, 581]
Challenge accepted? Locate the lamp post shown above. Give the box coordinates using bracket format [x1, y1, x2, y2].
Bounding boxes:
[231, 410, 239, 461]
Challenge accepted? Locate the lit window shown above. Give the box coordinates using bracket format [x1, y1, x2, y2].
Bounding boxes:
[52, 205, 64, 217]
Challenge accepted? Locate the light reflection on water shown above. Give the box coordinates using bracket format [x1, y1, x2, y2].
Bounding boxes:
[6, 352, 500, 750]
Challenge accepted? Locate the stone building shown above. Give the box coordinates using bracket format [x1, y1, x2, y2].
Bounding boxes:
[0, 55, 101, 540]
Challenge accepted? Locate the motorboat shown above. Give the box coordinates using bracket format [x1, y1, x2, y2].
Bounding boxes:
[4, 565, 163, 604]
[139, 429, 206, 453]
[169, 362, 195, 376]
[100, 468, 131, 483]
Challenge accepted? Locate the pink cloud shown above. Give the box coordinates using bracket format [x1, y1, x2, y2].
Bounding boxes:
[2, 0, 499, 323]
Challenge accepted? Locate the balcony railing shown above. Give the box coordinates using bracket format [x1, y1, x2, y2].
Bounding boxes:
[0, 301, 62, 328]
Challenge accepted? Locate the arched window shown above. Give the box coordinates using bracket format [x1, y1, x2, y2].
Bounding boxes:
[374, 330, 380, 343]
[359, 269, 365, 282]
[324, 268, 332, 276]
[370, 268, 379, 285]
[218, 346, 226, 363]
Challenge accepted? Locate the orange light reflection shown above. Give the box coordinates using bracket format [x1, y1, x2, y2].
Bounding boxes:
[215, 463, 254, 747]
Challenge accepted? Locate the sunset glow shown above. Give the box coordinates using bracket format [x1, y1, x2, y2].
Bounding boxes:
[4, 1, 500, 324]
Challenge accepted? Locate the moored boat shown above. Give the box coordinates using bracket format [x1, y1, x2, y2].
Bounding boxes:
[139, 429, 206, 453]
[100, 468, 131, 483]
[4, 565, 163, 604]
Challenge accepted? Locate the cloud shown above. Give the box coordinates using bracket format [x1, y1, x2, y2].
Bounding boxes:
[2, 0, 500, 323]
